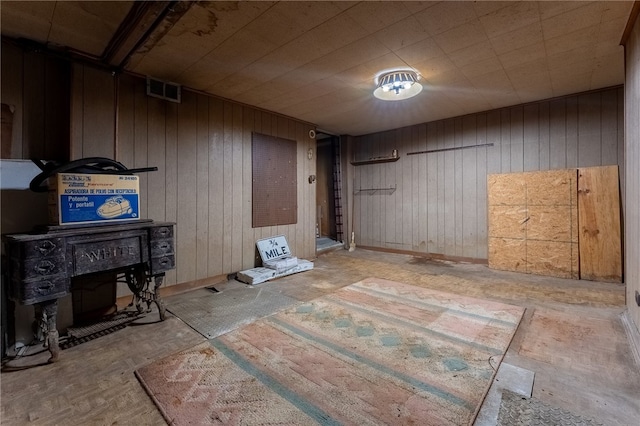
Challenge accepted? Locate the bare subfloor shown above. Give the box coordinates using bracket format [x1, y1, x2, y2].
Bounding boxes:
[2, 248, 639, 425]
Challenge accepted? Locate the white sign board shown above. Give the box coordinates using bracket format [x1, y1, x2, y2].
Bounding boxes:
[256, 235, 291, 262]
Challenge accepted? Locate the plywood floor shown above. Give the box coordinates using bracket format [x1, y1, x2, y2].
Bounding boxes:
[1, 248, 639, 425]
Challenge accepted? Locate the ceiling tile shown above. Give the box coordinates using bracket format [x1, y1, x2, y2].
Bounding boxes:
[449, 41, 498, 68]
[402, 1, 439, 15]
[547, 47, 594, 72]
[472, 1, 512, 18]
[310, 35, 391, 77]
[131, 1, 275, 78]
[489, 21, 544, 55]
[395, 37, 444, 65]
[516, 85, 554, 104]
[550, 71, 592, 96]
[541, 2, 605, 40]
[188, 28, 280, 87]
[459, 56, 504, 79]
[245, 1, 342, 48]
[433, 19, 489, 54]
[590, 53, 625, 88]
[49, 1, 133, 56]
[345, 1, 412, 34]
[597, 16, 630, 42]
[0, 1, 55, 44]
[598, 1, 634, 22]
[178, 57, 238, 90]
[479, 1, 540, 39]
[374, 15, 431, 51]
[545, 25, 600, 57]
[133, 54, 194, 83]
[336, 52, 403, 86]
[424, 68, 470, 88]
[413, 56, 458, 81]
[413, 1, 478, 36]
[471, 69, 514, 92]
[505, 61, 550, 88]
[538, 1, 591, 21]
[415, 56, 457, 82]
[498, 42, 546, 70]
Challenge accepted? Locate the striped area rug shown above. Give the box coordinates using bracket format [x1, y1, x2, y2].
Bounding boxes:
[136, 278, 524, 425]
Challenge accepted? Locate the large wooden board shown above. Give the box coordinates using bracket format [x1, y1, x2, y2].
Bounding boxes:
[578, 166, 622, 282]
[488, 169, 578, 279]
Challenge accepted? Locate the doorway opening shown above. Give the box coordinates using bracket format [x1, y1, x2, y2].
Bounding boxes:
[315, 132, 344, 253]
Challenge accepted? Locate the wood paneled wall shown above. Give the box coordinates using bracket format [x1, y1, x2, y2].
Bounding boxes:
[1, 45, 317, 294]
[624, 11, 640, 331]
[70, 64, 115, 160]
[351, 86, 624, 261]
[112, 74, 316, 291]
[1, 41, 70, 160]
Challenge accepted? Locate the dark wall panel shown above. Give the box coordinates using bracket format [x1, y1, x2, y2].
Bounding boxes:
[1, 42, 70, 160]
[252, 132, 297, 228]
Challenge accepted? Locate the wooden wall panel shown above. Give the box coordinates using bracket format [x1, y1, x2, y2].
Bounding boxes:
[476, 116, 488, 259]
[624, 9, 640, 330]
[116, 75, 135, 168]
[538, 102, 550, 170]
[222, 102, 234, 272]
[232, 104, 245, 272]
[43, 57, 70, 160]
[0, 43, 70, 160]
[566, 97, 579, 168]
[578, 166, 622, 282]
[195, 94, 209, 279]
[147, 97, 167, 221]
[510, 107, 524, 172]
[462, 115, 477, 258]
[242, 107, 256, 268]
[75, 66, 115, 159]
[23, 52, 45, 159]
[1, 42, 24, 158]
[352, 87, 624, 261]
[523, 104, 540, 171]
[176, 90, 198, 284]
[164, 102, 179, 285]
[113, 75, 316, 288]
[402, 127, 412, 249]
[208, 98, 224, 276]
[578, 92, 602, 167]
[133, 79, 148, 217]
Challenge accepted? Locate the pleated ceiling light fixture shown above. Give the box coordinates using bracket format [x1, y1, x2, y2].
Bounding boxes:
[373, 70, 423, 101]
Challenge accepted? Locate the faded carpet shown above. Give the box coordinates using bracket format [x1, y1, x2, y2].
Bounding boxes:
[136, 277, 524, 425]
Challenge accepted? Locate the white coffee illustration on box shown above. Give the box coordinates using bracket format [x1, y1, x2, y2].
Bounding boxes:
[97, 195, 135, 219]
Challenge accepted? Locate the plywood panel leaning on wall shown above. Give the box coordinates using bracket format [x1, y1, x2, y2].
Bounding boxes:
[525, 170, 578, 278]
[488, 173, 527, 273]
[578, 166, 622, 282]
[488, 169, 578, 279]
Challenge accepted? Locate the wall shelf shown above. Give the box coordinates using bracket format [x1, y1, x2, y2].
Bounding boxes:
[354, 185, 396, 195]
[351, 156, 399, 166]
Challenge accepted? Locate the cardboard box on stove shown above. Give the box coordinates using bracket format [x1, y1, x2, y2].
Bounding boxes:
[48, 173, 140, 225]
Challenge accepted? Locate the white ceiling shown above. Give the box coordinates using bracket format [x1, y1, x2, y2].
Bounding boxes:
[1, 1, 634, 136]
